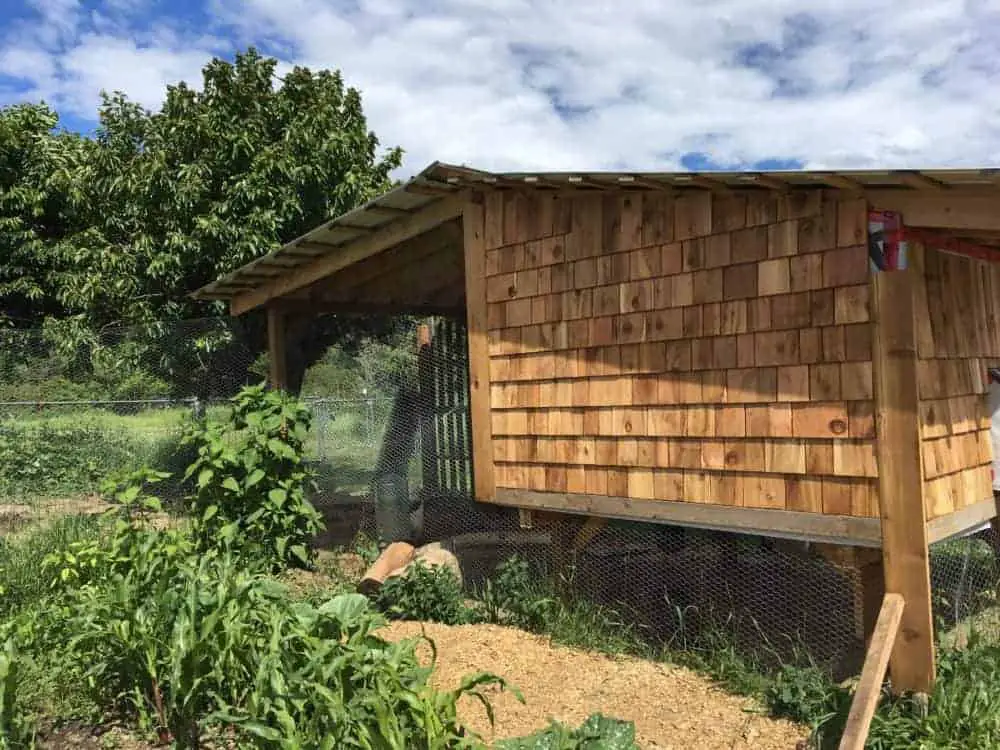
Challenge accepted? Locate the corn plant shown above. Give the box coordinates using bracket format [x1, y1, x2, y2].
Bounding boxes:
[181, 383, 324, 571]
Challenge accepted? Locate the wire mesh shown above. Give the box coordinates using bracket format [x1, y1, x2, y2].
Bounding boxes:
[929, 522, 1000, 648]
[14, 313, 983, 680]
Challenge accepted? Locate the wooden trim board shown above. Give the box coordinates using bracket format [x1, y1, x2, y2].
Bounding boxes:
[487, 489, 883, 547]
[463, 193, 496, 500]
[871, 257, 935, 693]
[926, 497, 998, 545]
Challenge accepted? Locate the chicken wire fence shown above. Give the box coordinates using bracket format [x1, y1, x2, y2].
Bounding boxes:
[3, 314, 1000, 678]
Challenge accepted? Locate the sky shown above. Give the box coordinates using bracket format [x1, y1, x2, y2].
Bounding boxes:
[2, 0, 1000, 178]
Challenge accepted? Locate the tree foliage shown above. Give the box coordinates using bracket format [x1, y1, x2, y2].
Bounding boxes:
[0, 47, 404, 394]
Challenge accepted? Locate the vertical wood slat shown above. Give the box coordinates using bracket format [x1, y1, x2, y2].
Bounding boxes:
[266, 306, 288, 391]
[464, 194, 496, 499]
[417, 323, 438, 493]
[871, 262, 935, 694]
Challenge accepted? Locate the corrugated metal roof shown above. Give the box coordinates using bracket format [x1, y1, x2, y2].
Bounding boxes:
[192, 161, 1000, 303]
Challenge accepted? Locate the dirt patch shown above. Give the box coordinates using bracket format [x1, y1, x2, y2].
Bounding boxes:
[380, 621, 808, 749]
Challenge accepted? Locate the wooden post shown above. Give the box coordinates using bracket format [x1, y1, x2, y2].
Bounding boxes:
[871, 260, 935, 694]
[266, 306, 288, 391]
[417, 324, 438, 493]
[462, 192, 495, 501]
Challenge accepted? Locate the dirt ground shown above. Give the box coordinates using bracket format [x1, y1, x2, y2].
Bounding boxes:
[381, 620, 808, 750]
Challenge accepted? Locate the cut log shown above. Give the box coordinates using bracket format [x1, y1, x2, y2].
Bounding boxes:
[357, 542, 415, 596]
[387, 542, 464, 587]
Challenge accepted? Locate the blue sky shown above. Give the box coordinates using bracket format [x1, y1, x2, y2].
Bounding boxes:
[2, 0, 1000, 177]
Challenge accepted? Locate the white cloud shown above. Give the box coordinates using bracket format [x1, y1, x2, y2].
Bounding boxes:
[3, 0, 1000, 174]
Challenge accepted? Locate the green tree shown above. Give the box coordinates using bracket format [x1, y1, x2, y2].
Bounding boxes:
[0, 103, 87, 325]
[1, 48, 405, 395]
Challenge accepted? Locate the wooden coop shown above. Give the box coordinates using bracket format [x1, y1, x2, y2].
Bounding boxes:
[193, 163, 1000, 696]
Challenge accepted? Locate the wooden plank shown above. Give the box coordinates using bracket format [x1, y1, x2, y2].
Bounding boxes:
[230, 196, 463, 315]
[926, 496, 997, 544]
[837, 593, 905, 750]
[464, 194, 496, 500]
[871, 264, 936, 693]
[487, 488, 883, 546]
[266, 306, 287, 390]
[868, 189, 1000, 232]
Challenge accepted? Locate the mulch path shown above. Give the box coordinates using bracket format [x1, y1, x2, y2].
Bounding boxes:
[381, 620, 809, 749]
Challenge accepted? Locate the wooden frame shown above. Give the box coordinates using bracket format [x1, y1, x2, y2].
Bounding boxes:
[870, 260, 935, 694]
[266, 306, 287, 391]
[463, 192, 495, 500]
[488, 488, 883, 546]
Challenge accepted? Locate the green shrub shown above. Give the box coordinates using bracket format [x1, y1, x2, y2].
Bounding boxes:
[376, 561, 484, 626]
[497, 713, 639, 749]
[181, 384, 324, 571]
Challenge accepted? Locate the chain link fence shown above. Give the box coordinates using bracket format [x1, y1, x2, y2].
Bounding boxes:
[3, 314, 1000, 681]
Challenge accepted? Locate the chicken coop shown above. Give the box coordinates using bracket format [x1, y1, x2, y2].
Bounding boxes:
[194, 162, 1000, 694]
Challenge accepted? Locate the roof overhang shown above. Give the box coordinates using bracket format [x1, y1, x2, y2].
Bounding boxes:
[192, 161, 1000, 316]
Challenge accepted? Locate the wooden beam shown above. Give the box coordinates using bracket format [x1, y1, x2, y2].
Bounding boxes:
[871, 256, 935, 694]
[869, 189, 1000, 232]
[273, 300, 464, 317]
[838, 593, 905, 750]
[230, 196, 463, 315]
[304, 220, 463, 301]
[266, 306, 287, 391]
[898, 172, 945, 191]
[463, 193, 495, 501]
[488, 489, 883, 546]
[926, 496, 997, 544]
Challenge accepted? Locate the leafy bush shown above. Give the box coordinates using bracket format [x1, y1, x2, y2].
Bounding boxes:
[497, 713, 639, 749]
[182, 384, 323, 570]
[375, 561, 484, 626]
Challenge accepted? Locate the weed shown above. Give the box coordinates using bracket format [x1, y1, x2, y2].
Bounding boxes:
[375, 561, 484, 625]
[497, 713, 639, 749]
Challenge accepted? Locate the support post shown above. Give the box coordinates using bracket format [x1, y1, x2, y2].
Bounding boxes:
[462, 192, 495, 501]
[416, 324, 438, 494]
[266, 306, 288, 391]
[871, 255, 935, 694]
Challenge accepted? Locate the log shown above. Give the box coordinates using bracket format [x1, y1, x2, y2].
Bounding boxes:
[357, 542, 415, 596]
[387, 542, 464, 587]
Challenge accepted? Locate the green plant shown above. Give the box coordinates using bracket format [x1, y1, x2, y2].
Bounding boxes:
[497, 713, 639, 749]
[479, 556, 556, 631]
[182, 384, 324, 571]
[0, 640, 35, 749]
[0, 514, 104, 617]
[376, 561, 484, 626]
